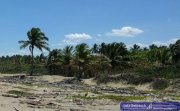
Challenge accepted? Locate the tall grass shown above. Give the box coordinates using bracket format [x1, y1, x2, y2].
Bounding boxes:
[0, 63, 48, 75]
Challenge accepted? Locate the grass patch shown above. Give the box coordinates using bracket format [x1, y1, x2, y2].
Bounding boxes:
[13, 86, 35, 91]
[91, 90, 102, 94]
[173, 96, 180, 100]
[140, 90, 160, 95]
[79, 90, 102, 95]
[7, 90, 32, 97]
[98, 95, 146, 101]
[23, 82, 49, 88]
[95, 73, 153, 85]
[72, 94, 146, 102]
[0, 63, 48, 75]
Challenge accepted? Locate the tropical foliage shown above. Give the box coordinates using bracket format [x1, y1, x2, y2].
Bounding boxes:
[18, 28, 50, 75]
[0, 28, 179, 81]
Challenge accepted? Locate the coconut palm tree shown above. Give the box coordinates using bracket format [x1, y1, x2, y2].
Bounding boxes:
[47, 49, 62, 75]
[147, 46, 172, 65]
[62, 46, 74, 76]
[48, 49, 62, 64]
[99, 42, 106, 54]
[131, 44, 141, 52]
[63, 46, 73, 65]
[171, 39, 180, 66]
[149, 44, 158, 50]
[92, 54, 112, 73]
[99, 42, 128, 69]
[74, 43, 91, 79]
[92, 43, 99, 54]
[18, 27, 50, 76]
[160, 48, 171, 64]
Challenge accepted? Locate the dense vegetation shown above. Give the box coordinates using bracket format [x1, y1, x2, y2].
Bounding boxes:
[0, 28, 179, 84]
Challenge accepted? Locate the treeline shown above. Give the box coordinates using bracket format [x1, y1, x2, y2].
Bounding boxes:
[0, 39, 179, 79]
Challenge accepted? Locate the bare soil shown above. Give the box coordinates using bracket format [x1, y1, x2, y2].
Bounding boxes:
[0, 74, 179, 111]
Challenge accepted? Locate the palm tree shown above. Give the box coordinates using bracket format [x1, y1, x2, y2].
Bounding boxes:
[92, 43, 99, 54]
[39, 53, 46, 63]
[147, 46, 171, 64]
[160, 48, 171, 64]
[62, 46, 74, 76]
[99, 42, 106, 54]
[93, 54, 112, 73]
[143, 47, 148, 51]
[74, 43, 91, 79]
[63, 46, 73, 65]
[131, 44, 141, 52]
[48, 49, 62, 64]
[18, 27, 50, 76]
[47, 49, 62, 75]
[149, 44, 158, 50]
[99, 42, 128, 69]
[171, 39, 180, 66]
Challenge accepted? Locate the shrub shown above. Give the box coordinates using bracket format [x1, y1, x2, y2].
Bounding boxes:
[137, 66, 180, 79]
[152, 79, 169, 90]
[95, 73, 153, 85]
[94, 73, 110, 84]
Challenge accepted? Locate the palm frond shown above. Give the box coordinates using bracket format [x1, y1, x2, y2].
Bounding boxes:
[18, 40, 30, 49]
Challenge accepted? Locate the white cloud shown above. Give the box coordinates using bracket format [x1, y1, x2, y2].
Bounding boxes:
[63, 33, 92, 44]
[152, 38, 178, 46]
[107, 26, 144, 37]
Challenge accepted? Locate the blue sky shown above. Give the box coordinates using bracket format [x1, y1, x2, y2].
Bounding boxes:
[0, 0, 180, 55]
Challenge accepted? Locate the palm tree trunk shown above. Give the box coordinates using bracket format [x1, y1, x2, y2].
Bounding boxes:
[67, 65, 71, 77]
[30, 46, 34, 76]
[78, 64, 81, 80]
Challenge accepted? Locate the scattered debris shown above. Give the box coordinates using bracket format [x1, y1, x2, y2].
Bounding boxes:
[0, 75, 179, 111]
[2, 93, 19, 98]
[13, 107, 19, 111]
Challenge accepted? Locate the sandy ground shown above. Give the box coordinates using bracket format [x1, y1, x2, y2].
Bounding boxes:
[83, 78, 152, 91]
[0, 74, 179, 111]
[0, 75, 120, 111]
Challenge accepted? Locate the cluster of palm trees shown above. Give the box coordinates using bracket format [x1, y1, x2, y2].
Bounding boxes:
[17, 27, 180, 78]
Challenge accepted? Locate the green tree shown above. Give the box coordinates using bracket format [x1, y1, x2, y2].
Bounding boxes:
[39, 53, 46, 63]
[99, 42, 128, 69]
[62, 46, 73, 65]
[92, 43, 99, 54]
[74, 43, 91, 79]
[47, 49, 62, 75]
[147, 46, 171, 64]
[131, 44, 141, 52]
[149, 44, 158, 50]
[62, 46, 74, 76]
[47, 49, 62, 64]
[171, 39, 180, 66]
[18, 27, 50, 76]
[99, 42, 106, 54]
[93, 54, 111, 73]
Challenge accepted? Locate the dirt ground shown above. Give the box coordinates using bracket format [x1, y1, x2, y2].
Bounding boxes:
[0, 74, 179, 111]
